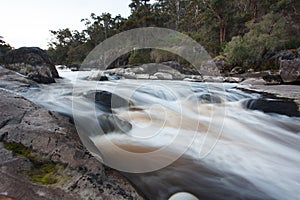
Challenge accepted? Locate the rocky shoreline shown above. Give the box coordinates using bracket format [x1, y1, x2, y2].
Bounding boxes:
[0, 67, 143, 199]
[87, 62, 245, 83]
[237, 78, 300, 109]
[0, 47, 144, 200]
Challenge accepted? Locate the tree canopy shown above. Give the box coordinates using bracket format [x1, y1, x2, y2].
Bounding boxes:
[47, 0, 300, 70]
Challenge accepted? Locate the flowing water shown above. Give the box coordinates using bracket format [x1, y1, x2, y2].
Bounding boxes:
[21, 69, 300, 200]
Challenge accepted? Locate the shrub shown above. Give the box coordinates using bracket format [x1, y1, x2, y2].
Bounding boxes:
[223, 13, 289, 70]
[128, 49, 152, 65]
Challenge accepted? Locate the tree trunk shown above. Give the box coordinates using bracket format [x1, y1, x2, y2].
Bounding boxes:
[252, 0, 257, 18]
[218, 16, 226, 46]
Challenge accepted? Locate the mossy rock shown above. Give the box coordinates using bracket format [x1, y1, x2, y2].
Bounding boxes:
[4, 142, 32, 158]
[4, 142, 67, 185]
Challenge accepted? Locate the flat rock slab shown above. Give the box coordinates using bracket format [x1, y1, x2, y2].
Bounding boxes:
[0, 67, 37, 92]
[237, 78, 300, 107]
[0, 89, 143, 200]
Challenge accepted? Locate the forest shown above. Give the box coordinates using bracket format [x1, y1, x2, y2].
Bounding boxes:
[1, 0, 300, 71]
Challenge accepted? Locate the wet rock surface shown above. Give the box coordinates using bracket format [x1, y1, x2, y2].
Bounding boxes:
[0, 89, 143, 200]
[242, 98, 300, 117]
[98, 114, 132, 134]
[85, 90, 132, 113]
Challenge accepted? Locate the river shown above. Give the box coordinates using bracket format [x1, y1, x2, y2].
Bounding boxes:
[21, 69, 300, 200]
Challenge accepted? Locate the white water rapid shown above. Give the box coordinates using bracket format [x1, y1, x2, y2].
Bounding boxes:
[20, 69, 300, 200]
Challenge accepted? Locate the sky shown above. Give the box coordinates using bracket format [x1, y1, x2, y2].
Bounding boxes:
[0, 0, 135, 49]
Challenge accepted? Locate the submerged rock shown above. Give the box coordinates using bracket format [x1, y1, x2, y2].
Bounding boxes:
[4, 47, 59, 83]
[242, 98, 300, 117]
[98, 114, 132, 134]
[198, 93, 223, 104]
[90, 90, 132, 112]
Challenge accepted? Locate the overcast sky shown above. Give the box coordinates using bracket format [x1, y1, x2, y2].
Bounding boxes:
[0, 0, 135, 49]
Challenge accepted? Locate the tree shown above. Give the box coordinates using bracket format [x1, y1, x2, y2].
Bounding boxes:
[129, 0, 142, 12]
[122, 0, 154, 29]
[0, 36, 12, 63]
[48, 13, 127, 64]
[47, 0, 300, 70]
[48, 28, 88, 64]
[200, 0, 236, 46]
[223, 12, 292, 69]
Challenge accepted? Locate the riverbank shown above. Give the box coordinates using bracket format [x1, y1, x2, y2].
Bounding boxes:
[0, 67, 143, 200]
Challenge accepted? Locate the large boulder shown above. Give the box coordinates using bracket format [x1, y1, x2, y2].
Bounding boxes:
[280, 59, 300, 84]
[4, 47, 59, 83]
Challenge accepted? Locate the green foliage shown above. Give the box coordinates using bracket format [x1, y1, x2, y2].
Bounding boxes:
[47, 0, 300, 71]
[284, 38, 300, 50]
[128, 49, 152, 65]
[223, 12, 295, 69]
[223, 36, 248, 66]
[150, 49, 191, 67]
[151, 49, 177, 63]
[48, 13, 126, 64]
[0, 36, 12, 63]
